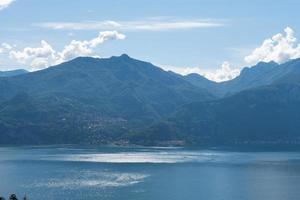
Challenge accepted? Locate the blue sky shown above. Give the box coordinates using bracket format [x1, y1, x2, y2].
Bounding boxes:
[1, 0, 300, 81]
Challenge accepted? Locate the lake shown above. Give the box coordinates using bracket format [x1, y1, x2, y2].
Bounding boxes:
[1, 146, 300, 200]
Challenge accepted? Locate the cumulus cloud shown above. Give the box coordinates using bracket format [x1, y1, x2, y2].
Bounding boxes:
[161, 27, 300, 82]
[35, 19, 224, 31]
[245, 27, 300, 64]
[58, 31, 125, 61]
[9, 40, 56, 70]
[2, 43, 12, 50]
[203, 62, 240, 82]
[10, 40, 55, 63]
[0, 0, 14, 10]
[9, 31, 126, 70]
[0, 43, 11, 58]
[159, 61, 240, 82]
[58, 40, 93, 62]
[0, 42, 12, 54]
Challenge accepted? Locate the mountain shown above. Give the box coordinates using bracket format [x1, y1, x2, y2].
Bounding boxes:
[183, 73, 219, 94]
[0, 69, 28, 77]
[136, 58, 300, 146]
[0, 54, 213, 145]
[2, 55, 300, 146]
[184, 60, 300, 96]
[135, 83, 300, 146]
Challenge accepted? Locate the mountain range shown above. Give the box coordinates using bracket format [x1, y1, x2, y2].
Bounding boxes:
[0, 54, 300, 146]
[0, 69, 28, 77]
[0, 54, 211, 145]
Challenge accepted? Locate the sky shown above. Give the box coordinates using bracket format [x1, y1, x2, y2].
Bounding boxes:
[1, 0, 300, 82]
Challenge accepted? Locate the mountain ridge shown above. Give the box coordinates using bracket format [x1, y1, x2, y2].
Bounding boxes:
[1, 55, 300, 146]
[183, 59, 300, 97]
[0, 54, 213, 145]
[0, 69, 28, 77]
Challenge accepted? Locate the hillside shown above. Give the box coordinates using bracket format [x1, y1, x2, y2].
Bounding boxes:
[0, 69, 28, 77]
[184, 59, 300, 97]
[0, 54, 212, 144]
[137, 82, 300, 146]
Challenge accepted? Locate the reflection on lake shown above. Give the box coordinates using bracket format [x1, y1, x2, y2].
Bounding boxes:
[1, 146, 300, 200]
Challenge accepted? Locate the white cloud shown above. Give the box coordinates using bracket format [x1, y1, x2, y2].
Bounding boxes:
[30, 57, 50, 70]
[1, 43, 12, 50]
[203, 62, 240, 82]
[9, 40, 56, 65]
[9, 31, 126, 70]
[13, 40, 54, 60]
[35, 19, 224, 31]
[245, 27, 300, 64]
[58, 31, 125, 62]
[0, 0, 14, 10]
[159, 61, 240, 82]
[0, 42, 12, 54]
[161, 27, 300, 82]
[58, 40, 93, 62]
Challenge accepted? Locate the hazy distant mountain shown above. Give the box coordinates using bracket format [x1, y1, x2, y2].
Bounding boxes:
[137, 59, 300, 146]
[218, 61, 280, 96]
[184, 60, 300, 96]
[183, 73, 219, 94]
[137, 83, 300, 146]
[184, 73, 217, 87]
[0, 69, 28, 77]
[0, 54, 212, 144]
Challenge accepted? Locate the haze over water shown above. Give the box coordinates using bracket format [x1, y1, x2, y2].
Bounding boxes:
[1, 146, 300, 200]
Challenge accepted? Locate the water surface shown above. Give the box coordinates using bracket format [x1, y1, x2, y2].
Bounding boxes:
[1, 146, 300, 200]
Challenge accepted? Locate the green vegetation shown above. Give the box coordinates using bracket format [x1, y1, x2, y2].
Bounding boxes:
[0, 54, 211, 145]
[1, 55, 300, 146]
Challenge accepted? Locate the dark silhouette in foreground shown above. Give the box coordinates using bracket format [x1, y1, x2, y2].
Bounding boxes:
[9, 194, 18, 200]
[0, 194, 27, 200]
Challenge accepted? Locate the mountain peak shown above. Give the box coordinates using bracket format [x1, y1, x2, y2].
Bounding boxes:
[120, 53, 130, 58]
[69, 56, 99, 63]
[67, 54, 133, 65]
[240, 61, 279, 75]
[186, 73, 207, 79]
[256, 60, 278, 66]
[110, 54, 132, 60]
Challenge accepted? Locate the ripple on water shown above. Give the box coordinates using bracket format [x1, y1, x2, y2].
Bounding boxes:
[41, 151, 220, 163]
[23, 170, 149, 190]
